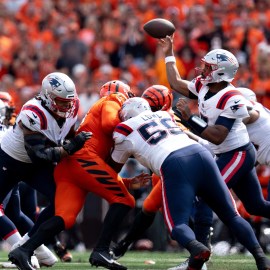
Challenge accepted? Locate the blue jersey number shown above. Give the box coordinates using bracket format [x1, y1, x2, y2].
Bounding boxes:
[138, 118, 183, 145]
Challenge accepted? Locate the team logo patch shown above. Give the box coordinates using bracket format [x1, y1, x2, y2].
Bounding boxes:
[27, 115, 36, 125]
[230, 104, 243, 112]
[48, 78, 61, 89]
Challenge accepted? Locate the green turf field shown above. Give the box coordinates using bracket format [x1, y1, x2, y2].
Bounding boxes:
[0, 250, 259, 269]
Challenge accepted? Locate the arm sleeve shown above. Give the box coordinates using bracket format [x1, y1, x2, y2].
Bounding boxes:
[24, 133, 62, 164]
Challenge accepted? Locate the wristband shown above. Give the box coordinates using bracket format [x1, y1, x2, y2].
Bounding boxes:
[165, 56, 176, 64]
[187, 115, 208, 134]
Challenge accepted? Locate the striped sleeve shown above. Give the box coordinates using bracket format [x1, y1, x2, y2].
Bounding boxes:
[21, 105, 48, 130]
[113, 123, 133, 144]
[216, 90, 242, 110]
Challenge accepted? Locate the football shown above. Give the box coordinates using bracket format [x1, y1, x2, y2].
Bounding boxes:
[143, 18, 175, 39]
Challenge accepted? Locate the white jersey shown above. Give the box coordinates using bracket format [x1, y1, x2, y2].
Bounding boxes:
[1, 98, 78, 163]
[112, 110, 197, 176]
[246, 101, 270, 165]
[188, 77, 251, 154]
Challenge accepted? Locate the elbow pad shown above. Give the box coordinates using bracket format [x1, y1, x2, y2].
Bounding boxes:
[24, 133, 62, 163]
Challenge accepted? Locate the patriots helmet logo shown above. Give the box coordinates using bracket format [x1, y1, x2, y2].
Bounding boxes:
[217, 54, 230, 62]
[217, 54, 236, 64]
[48, 78, 61, 90]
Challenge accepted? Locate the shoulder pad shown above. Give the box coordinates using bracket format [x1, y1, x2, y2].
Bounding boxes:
[113, 123, 133, 144]
[216, 90, 244, 110]
[20, 105, 48, 131]
[220, 94, 251, 119]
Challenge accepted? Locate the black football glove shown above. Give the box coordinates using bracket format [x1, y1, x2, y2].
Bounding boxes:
[63, 131, 92, 155]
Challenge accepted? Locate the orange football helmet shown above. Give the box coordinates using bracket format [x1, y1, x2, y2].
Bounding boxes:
[99, 80, 135, 98]
[142, 85, 173, 112]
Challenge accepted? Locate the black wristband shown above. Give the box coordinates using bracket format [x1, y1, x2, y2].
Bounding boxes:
[187, 115, 208, 134]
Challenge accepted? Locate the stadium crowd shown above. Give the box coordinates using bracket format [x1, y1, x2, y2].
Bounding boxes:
[1, 0, 270, 267]
[1, 0, 270, 118]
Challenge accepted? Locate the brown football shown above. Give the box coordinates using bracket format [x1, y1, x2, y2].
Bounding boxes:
[143, 18, 175, 39]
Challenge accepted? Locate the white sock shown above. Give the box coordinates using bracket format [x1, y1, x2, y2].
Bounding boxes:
[5, 231, 22, 247]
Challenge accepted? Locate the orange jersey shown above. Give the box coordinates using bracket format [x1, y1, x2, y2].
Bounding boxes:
[54, 93, 134, 229]
[75, 93, 127, 160]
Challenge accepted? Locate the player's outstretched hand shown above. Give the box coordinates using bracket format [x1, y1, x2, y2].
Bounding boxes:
[158, 35, 174, 57]
[63, 131, 92, 155]
[128, 173, 152, 190]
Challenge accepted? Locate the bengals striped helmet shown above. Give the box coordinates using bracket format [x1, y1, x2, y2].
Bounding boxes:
[100, 80, 135, 98]
[142, 85, 173, 112]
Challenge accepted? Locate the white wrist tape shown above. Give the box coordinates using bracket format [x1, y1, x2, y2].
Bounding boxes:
[165, 56, 176, 64]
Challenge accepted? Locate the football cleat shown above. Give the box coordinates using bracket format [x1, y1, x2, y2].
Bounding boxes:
[256, 256, 270, 270]
[167, 258, 207, 270]
[53, 241, 72, 262]
[188, 246, 211, 270]
[2, 255, 40, 269]
[89, 249, 127, 270]
[112, 240, 131, 260]
[8, 246, 35, 270]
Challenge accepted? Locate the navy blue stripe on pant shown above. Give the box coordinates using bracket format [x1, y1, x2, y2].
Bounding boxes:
[160, 144, 260, 253]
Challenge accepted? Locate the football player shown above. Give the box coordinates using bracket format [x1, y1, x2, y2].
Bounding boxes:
[9, 80, 150, 270]
[160, 34, 270, 270]
[112, 85, 210, 270]
[111, 97, 270, 270]
[0, 72, 91, 269]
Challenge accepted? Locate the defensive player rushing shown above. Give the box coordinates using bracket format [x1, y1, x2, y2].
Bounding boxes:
[159, 34, 270, 269]
[111, 97, 270, 270]
[112, 85, 210, 270]
[8, 80, 151, 270]
[0, 72, 91, 269]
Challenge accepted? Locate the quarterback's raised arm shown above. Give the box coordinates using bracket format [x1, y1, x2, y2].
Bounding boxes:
[159, 35, 190, 97]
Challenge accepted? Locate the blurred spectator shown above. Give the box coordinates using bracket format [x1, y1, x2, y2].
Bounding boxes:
[56, 22, 89, 75]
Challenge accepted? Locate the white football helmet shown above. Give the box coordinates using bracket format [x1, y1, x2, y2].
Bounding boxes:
[0, 99, 6, 123]
[119, 97, 151, 121]
[238, 87, 257, 102]
[40, 72, 77, 118]
[198, 49, 239, 84]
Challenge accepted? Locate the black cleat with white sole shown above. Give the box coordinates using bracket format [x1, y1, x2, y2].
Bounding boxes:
[8, 246, 35, 270]
[89, 250, 127, 270]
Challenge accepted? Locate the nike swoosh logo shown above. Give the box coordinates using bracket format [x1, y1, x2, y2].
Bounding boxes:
[234, 100, 240, 104]
[99, 254, 115, 264]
